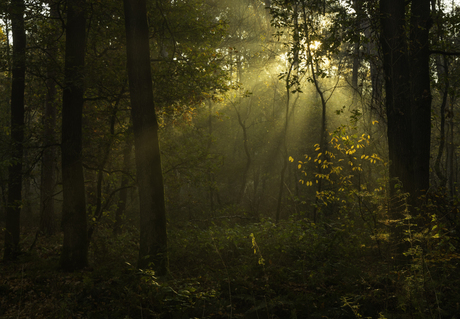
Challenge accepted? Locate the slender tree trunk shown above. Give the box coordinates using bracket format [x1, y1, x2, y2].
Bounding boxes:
[233, 104, 251, 205]
[433, 0, 448, 188]
[60, 0, 88, 271]
[299, 4, 328, 223]
[352, 0, 362, 90]
[22, 146, 32, 225]
[114, 131, 133, 235]
[447, 102, 455, 197]
[434, 54, 448, 187]
[123, 0, 168, 275]
[207, 101, 215, 213]
[307, 48, 327, 224]
[365, 25, 383, 112]
[87, 104, 119, 242]
[40, 0, 59, 236]
[251, 167, 260, 217]
[275, 66, 291, 224]
[4, 0, 26, 260]
[275, 4, 300, 223]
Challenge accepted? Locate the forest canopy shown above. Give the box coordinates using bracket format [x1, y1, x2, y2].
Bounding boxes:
[1, 0, 460, 318]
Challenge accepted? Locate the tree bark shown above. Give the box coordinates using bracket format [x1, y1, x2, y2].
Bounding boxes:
[409, 0, 432, 197]
[4, 0, 26, 260]
[60, 0, 88, 271]
[123, 0, 168, 275]
[434, 54, 448, 187]
[40, 0, 59, 236]
[380, 0, 432, 203]
[380, 0, 414, 203]
[352, 0, 363, 90]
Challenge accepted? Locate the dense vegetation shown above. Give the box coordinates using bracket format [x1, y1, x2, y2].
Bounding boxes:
[1, 0, 460, 318]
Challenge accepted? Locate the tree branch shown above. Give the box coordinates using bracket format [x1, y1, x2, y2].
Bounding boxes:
[429, 50, 460, 56]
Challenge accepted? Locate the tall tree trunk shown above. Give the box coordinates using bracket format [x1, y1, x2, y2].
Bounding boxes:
[434, 54, 448, 187]
[409, 0, 432, 198]
[380, 0, 432, 204]
[40, 0, 59, 236]
[307, 46, 327, 224]
[60, 0, 88, 271]
[380, 0, 414, 204]
[365, 26, 383, 113]
[447, 100, 455, 197]
[433, 1, 448, 188]
[379, 1, 432, 260]
[275, 65, 291, 224]
[300, 4, 328, 223]
[4, 0, 26, 260]
[352, 0, 363, 91]
[123, 0, 168, 275]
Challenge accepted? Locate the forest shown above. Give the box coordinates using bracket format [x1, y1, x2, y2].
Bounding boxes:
[1, 0, 459, 318]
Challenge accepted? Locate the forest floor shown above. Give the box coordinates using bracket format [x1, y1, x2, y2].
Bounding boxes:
[1, 218, 459, 319]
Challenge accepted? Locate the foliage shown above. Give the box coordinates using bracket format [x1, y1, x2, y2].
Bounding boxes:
[2, 193, 459, 318]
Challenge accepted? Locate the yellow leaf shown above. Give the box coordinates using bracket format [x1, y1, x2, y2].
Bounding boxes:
[289, 156, 294, 162]
[298, 164, 301, 169]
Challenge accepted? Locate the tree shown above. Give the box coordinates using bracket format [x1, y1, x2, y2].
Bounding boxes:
[60, 0, 88, 271]
[4, 0, 25, 260]
[379, 0, 432, 205]
[409, 0, 432, 199]
[123, 0, 168, 275]
[39, 0, 60, 236]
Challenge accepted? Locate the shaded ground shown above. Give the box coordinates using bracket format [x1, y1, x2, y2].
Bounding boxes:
[1, 218, 459, 318]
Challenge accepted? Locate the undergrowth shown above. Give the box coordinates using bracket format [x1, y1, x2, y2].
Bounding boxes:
[1, 203, 459, 318]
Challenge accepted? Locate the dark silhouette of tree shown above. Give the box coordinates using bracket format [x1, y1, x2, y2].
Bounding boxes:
[60, 0, 88, 271]
[4, 0, 25, 260]
[123, 0, 168, 275]
[379, 0, 432, 204]
[410, 0, 432, 199]
[39, 0, 59, 236]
